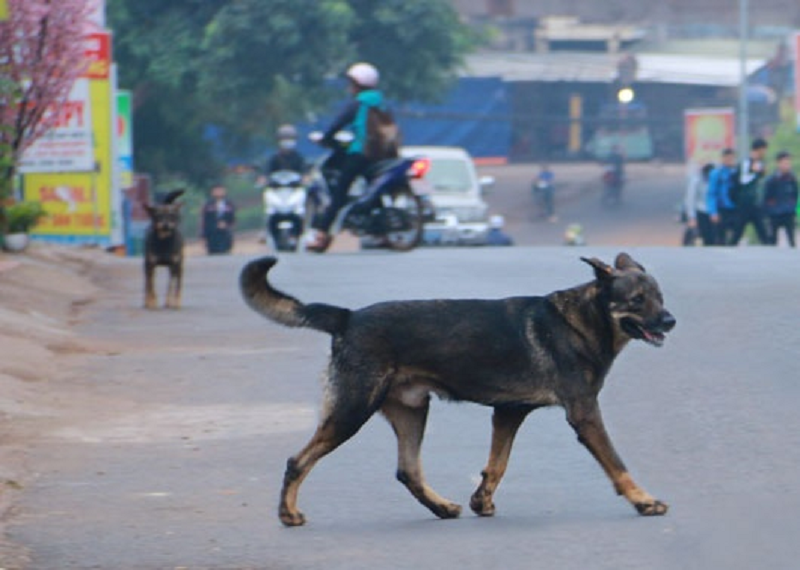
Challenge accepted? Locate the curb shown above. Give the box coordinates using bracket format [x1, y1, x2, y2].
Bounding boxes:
[0, 260, 21, 274]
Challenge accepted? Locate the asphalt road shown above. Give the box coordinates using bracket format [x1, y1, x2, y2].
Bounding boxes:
[7, 241, 800, 569]
[479, 162, 688, 247]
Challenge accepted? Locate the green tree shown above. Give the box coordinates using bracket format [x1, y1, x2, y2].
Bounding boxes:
[347, 0, 475, 102]
[108, 0, 473, 185]
[770, 100, 800, 171]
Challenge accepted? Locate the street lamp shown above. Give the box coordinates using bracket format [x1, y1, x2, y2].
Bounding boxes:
[617, 87, 635, 104]
[738, 0, 749, 157]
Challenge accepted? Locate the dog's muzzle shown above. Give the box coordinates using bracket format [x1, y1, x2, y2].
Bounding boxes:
[623, 310, 675, 347]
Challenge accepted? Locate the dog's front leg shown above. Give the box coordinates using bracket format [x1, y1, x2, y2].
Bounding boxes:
[165, 260, 182, 309]
[470, 405, 532, 516]
[567, 400, 667, 516]
[144, 261, 157, 310]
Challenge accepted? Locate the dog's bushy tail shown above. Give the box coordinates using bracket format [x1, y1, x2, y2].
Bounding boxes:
[239, 257, 350, 335]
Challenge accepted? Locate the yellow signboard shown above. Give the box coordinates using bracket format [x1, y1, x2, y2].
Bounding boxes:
[0, 0, 8, 21]
[24, 73, 115, 243]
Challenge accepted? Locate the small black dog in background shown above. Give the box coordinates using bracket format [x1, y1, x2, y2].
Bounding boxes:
[143, 189, 185, 310]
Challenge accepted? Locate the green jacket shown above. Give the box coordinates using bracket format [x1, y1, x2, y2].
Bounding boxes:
[322, 89, 385, 155]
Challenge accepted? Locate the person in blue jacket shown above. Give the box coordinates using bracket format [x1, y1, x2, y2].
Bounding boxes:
[705, 148, 738, 245]
[307, 62, 389, 252]
[762, 151, 798, 247]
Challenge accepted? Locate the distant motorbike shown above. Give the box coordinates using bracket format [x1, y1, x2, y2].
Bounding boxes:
[533, 178, 555, 220]
[304, 131, 434, 253]
[601, 166, 624, 207]
[262, 169, 307, 252]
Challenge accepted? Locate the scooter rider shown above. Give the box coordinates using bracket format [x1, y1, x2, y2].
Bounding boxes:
[267, 124, 306, 174]
[306, 62, 388, 252]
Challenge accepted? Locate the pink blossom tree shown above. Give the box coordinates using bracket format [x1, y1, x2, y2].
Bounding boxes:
[0, 0, 90, 215]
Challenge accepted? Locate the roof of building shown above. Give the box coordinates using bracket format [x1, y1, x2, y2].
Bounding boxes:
[462, 51, 766, 87]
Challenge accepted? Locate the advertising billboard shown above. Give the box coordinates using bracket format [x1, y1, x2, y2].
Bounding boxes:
[684, 107, 736, 167]
[24, 45, 117, 245]
[18, 79, 94, 174]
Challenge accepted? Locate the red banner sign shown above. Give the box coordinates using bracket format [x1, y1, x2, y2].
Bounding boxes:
[83, 31, 111, 80]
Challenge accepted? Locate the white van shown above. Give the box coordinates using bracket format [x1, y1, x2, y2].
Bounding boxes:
[400, 146, 495, 246]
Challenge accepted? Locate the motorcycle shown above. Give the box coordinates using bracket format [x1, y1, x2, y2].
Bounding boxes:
[304, 131, 434, 252]
[533, 178, 555, 220]
[601, 166, 624, 207]
[262, 169, 308, 252]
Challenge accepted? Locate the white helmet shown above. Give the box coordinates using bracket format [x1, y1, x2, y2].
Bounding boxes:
[277, 124, 297, 139]
[346, 62, 379, 88]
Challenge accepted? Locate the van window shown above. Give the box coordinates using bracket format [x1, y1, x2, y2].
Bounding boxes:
[425, 159, 473, 193]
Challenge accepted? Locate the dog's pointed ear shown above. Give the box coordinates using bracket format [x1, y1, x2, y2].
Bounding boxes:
[614, 252, 645, 272]
[163, 189, 185, 205]
[581, 256, 615, 281]
[143, 203, 156, 218]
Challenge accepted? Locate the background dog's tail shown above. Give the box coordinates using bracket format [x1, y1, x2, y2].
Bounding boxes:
[239, 257, 350, 335]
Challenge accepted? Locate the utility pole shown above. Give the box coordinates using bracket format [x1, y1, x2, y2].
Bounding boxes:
[738, 0, 749, 157]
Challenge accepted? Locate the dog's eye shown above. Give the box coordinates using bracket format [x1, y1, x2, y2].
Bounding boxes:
[631, 294, 645, 305]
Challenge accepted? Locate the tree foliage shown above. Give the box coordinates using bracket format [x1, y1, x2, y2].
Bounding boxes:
[107, 0, 474, 184]
[0, 0, 90, 195]
[347, 0, 475, 102]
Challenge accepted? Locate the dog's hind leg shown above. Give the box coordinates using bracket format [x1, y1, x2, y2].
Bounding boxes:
[381, 398, 462, 520]
[279, 396, 377, 527]
[566, 400, 668, 516]
[470, 405, 533, 516]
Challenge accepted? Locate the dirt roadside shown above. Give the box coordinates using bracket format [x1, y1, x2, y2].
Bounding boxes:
[0, 237, 291, 567]
[0, 244, 121, 567]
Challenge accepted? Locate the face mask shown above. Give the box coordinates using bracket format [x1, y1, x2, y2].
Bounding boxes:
[279, 139, 296, 150]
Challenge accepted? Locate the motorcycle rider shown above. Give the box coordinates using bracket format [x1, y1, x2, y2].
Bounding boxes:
[306, 62, 393, 252]
[602, 144, 625, 205]
[266, 124, 306, 174]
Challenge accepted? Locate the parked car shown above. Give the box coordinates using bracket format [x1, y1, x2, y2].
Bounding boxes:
[400, 146, 494, 246]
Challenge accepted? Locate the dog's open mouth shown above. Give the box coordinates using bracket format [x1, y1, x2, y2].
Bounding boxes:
[621, 318, 667, 347]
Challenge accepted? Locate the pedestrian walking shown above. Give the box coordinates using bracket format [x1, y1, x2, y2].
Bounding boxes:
[706, 148, 738, 245]
[200, 184, 236, 254]
[533, 164, 557, 222]
[683, 162, 715, 245]
[728, 138, 770, 245]
[762, 151, 798, 247]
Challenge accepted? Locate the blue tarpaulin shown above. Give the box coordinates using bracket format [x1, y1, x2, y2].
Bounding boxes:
[393, 77, 511, 159]
[208, 77, 512, 167]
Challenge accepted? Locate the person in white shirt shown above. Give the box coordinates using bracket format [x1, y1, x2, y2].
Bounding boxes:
[683, 162, 715, 245]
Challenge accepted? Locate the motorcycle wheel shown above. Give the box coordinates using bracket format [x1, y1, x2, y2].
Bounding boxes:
[381, 185, 423, 252]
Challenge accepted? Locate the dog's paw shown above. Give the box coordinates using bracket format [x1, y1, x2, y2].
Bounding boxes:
[279, 507, 306, 527]
[144, 300, 158, 310]
[469, 494, 496, 517]
[432, 501, 462, 520]
[635, 500, 669, 516]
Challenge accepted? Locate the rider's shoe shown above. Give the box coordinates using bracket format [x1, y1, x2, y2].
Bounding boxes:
[305, 231, 332, 253]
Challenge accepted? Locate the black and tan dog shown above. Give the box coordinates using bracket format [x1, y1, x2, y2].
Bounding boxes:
[143, 189, 185, 310]
[240, 252, 675, 527]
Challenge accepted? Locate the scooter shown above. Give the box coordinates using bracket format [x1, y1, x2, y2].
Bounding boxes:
[304, 131, 434, 252]
[533, 178, 555, 220]
[601, 166, 624, 207]
[262, 169, 307, 252]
